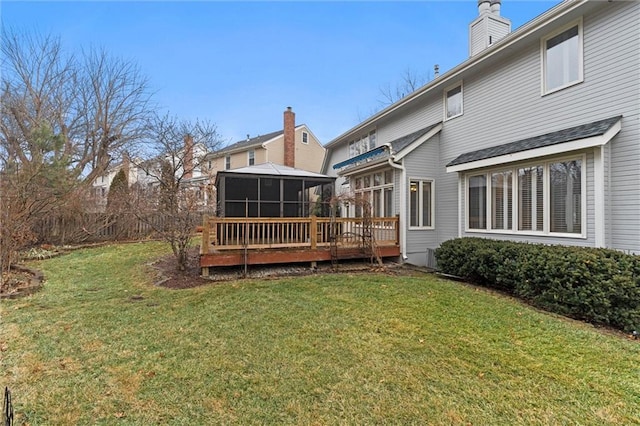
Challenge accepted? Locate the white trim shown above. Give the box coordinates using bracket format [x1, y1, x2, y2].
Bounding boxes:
[541, 18, 584, 96]
[457, 178, 463, 237]
[446, 119, 621, 173]
[393, 123, 443, 161]
[593, 146, 605, 247]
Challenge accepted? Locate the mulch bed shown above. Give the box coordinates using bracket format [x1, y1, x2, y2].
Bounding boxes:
[0, 265, 45, 299]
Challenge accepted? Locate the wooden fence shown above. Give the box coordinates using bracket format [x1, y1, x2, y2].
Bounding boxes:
[33, 212, 209, 245]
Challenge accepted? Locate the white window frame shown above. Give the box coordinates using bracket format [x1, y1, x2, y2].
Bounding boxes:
[302, 132, 308, 144]
[444, 81, 463, 121]
[351, 169, 395, 218]
[408, 178, 435, 230]
[225, 155, 231, 170]
[248, 150, 255, 166]
[541, 18, 584, 96]
[464, 153, 587, 238]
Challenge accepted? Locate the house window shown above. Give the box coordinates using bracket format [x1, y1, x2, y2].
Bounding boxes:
[445, 83, 463, 120]
[542, 20, 583, 94]
[248, 150, 255, 166]
[352, 169, 394, 218]
[549, 159, 582, 234]
[409, 179, 433, 228]
[466, 156, 584, 236]
[225, 155, 231, 170]
[302, 132, 308, 144]
[348, 130, 377, 158]
[518, 166, 544, 231]
[468, 174, 487, 229]
[491, 171, 512, 230]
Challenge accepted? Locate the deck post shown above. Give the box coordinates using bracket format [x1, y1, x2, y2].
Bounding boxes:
[201, 215, 210, 255]
[310, 215, 317, 250]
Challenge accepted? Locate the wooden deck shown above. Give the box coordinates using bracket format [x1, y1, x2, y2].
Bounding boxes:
[200, 216, 400, 275]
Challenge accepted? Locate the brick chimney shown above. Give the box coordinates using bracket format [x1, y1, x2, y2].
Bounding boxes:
[283, 106, 295, 168]
[183, 134, 194, 179]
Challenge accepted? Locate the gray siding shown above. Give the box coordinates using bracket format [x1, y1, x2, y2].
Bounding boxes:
[403, 134, 440, 264]
[444, 1, 639, 252]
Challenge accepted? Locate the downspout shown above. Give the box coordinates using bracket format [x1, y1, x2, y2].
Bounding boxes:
[385, 144, 408, 261]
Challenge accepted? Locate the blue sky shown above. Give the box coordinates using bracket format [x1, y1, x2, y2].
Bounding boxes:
[1, 1, 559, 146]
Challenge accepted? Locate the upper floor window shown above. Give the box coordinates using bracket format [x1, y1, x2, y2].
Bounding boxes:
[348, 130, 377, 158]
[542, 20, 583, 94]
[225, 155, 231, 170]
[302, 132, 308, 144]
[248, 150, 255, 166]
[445, 82, 463, 120]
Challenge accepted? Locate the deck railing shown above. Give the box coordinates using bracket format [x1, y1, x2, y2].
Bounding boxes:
[201, 216, 399, 253]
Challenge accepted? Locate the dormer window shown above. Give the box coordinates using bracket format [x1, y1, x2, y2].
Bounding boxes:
[445, 82, 463, 120]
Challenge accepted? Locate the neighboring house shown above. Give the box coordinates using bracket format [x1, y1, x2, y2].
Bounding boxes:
[323, 0, 639, 266]
[205, 107, 325, 176]
[91, 135, 212, 211]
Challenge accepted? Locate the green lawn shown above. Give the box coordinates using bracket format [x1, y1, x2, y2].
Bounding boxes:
[1, 242, 639, 425]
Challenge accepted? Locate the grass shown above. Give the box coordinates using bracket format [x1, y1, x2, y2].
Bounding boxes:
[1, 241, 639, 425]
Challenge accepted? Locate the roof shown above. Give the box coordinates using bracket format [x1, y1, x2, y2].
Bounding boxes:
[324, 0, 596, 149]
[217, 162, 333, 180]
[210, 124, 309, 157]
[390, 122, 441, 154]
[332, 122, 442, 171]
[447, 116, 623, 167]
[212, 129, 283, 156]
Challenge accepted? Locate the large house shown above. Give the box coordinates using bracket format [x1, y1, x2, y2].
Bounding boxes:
[205, 107, 325, 175]
[323, 0, 639, 266]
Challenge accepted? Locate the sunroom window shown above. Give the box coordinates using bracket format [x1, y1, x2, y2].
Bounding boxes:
[352, 169, 394, 218]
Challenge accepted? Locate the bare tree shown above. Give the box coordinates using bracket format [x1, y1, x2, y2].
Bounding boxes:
[0, 29, 154, 283]
[0, 29, 153, 184]
[378, 67, 429, 107]
[131, 114, 223, 271]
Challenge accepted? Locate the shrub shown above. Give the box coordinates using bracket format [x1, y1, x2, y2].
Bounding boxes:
[435, 238, 640, 332]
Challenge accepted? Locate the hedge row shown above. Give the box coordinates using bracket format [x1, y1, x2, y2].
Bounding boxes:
[434, 238, 640, 332]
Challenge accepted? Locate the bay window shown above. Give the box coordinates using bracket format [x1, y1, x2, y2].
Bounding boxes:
[466, 156, 584, 236]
